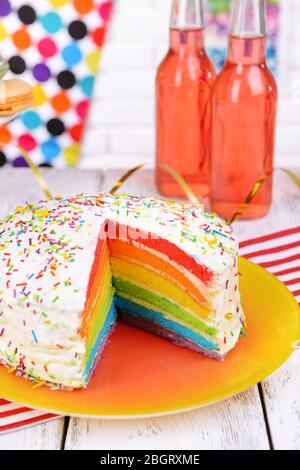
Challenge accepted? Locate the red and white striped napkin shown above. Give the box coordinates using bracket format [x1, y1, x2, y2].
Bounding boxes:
[239, 226, 300, 305]
[0, 399, 57, 433]
[1, 226, 299, 434]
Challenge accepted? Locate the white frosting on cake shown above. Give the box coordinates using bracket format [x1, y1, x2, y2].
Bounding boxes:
[0, 193, 244, 388]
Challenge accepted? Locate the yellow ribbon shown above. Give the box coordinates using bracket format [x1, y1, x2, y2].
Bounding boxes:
[158, 163, 201, 207]
[18, 147, 53, 200]
[109, 164, 300, 225]
[228, 168, 300, 225]
[8, 147, 300, 225]
[110, 163, 201, 206]
[109, 163, 145, 194]
[280, 168, 300, 189]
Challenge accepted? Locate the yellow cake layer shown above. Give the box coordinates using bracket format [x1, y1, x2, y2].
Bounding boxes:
[86, 260, 113, 345]
[110, 257, 211, 319]
[109, 238, 208, 306]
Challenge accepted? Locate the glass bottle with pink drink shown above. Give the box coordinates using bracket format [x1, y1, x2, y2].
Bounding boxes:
[210, 0, 278, 219]
[156, 0, 216, 198]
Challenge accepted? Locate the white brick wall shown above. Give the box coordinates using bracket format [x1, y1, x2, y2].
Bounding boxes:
[80, 0, 300, 169]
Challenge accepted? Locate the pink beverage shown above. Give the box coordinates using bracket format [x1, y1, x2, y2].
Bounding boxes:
[156, 0, 216, 198]
[210, 0, 278, 219]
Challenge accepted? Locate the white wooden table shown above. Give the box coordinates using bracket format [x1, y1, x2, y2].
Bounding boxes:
[0, 167, 299, 450]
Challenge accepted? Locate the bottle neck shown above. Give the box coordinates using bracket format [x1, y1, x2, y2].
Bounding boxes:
[169, 28, 205, 54]
[229, 0, 266, 36]
[228, 0, 267, 64]
[170, 0, 204, 31]
[227, 35, 266, 64]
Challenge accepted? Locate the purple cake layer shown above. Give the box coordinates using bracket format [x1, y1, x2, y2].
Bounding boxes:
[87, 322, 116, 383]
[118, 310, 224, 361]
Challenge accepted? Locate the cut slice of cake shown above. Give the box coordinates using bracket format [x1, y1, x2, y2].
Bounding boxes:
[0, 194, 245, 389]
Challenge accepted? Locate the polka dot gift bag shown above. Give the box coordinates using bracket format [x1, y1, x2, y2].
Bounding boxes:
[0, 0, 114, 167]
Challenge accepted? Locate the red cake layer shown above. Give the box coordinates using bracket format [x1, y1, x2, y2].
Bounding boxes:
[80, 219, 213, 339]
[86, 237, 106, 296]
[107, 223, 212, 285]
[80, 237, 107, 339]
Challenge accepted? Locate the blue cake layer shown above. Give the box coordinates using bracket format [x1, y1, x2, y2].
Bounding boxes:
[85, 299, 116, 381]
[115, 295, 217, 352]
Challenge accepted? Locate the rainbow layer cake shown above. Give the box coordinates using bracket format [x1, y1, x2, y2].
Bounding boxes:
[0, 194, 245, 389]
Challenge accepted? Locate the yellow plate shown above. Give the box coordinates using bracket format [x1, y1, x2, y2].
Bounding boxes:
[0, 258, 299, 418]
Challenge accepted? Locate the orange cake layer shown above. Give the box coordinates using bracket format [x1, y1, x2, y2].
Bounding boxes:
[80, 239, 110, 339]
[113, 224, 213, 285]
[108, 238, 208, 306]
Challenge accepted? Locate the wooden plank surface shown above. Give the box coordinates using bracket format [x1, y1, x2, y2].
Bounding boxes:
[261, 355, 300, 450]
[0, 419, 65, 450]
[65, 390, 269, 450]
[0, 168, 299, 450]
[233, 169, 300, 451]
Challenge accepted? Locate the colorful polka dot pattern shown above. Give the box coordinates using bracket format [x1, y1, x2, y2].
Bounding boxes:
[0, 0, 114, 167]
